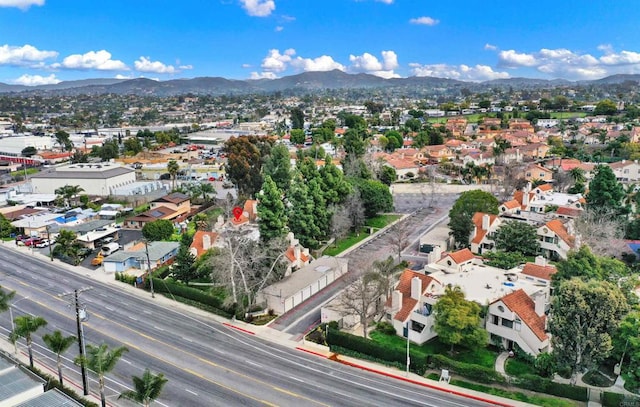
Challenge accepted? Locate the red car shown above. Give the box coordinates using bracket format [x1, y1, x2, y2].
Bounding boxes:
[24, 237, 44, 247]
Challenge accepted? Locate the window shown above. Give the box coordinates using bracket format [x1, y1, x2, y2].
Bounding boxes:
[492, 315, 499, 325]
[514, 319, 522, 331]
[411, 320, 426, 333]
[501, 319, 514, 329]
[497, 305, 505, 312]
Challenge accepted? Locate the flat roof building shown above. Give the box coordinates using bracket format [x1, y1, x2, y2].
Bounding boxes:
[30, 162, 136, 196]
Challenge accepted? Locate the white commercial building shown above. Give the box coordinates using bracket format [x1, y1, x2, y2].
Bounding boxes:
[29, 163, 137, 196]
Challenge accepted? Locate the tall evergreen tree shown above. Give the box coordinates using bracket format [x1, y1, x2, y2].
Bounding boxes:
[257, 176, 288, 241]
[586, 164, 625, 214]
[319, 156, 352, 205]
[308, 178, 329, 236]
[287, 175, 321, 248]
[262, 143, 292, 192]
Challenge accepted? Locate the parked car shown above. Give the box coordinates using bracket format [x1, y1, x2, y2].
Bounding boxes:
[24, 237, 43, 247]
[35, 239, 50, 248]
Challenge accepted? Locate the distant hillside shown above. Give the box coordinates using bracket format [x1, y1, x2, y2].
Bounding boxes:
[0, 71, 638, 96]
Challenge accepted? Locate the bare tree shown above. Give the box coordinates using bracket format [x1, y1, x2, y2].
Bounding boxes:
[420, 166, 439, 209]
[573, 208, 627, 257]
[329, 204, 351, 247]
[209, 230, 288, 312]
[344, 189, 366, 233]
[553, 169, 572, 193]
[338, 271, 384, 338]
[388, 220, 411, 261]
[498, 163, 527, 201]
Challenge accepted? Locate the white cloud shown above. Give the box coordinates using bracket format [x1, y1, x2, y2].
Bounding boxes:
[275, 26, 284, 32]
[410, 63, 509, 81]
[260, 48, 295, 72]
[600, 50, 640, 65]
[376, 0, 393, 3]
[13, 73, 59, 86]
[291, 55, 345, 72]
[240, 0, 275, 17]
[134, 56, 177, 74]
[498, 50, 537, 67]
[178, 64, 193, 70]
[115, 74, 132, 80]
[241, 63, 252, 68]
[0, 44, 58, 66]
[484, 43, 497, 51]
[409, 16, 439, 26]
[349, 50, 399, 78]
[250, 71, 277, 79]
[0, 0, 43, 9]
[53, 50, 127, 71]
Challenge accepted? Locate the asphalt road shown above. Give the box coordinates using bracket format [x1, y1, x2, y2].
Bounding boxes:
[0, 245, 499, 407]
[270, 192, 458, 337]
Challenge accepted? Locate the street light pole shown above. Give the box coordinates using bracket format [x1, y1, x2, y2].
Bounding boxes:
[9, 296, 30, 355]
[144, 240, 155, 298]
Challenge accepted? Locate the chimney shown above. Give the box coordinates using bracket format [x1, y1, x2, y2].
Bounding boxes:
[534, 255, 547, 267]
[428, 245, 442, 263]
[411, 276, 422, 300]
[482, 214, 490, 231]
[294, 245, 301, 261]
[533, 291, 547, 316]
[523, 191, 530, 206]
[202, 234, 211, 250]
[189, 247, 198, 257]
[392, 290, 403, 311]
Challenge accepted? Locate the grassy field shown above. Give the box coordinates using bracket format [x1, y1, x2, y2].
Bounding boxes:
[425, 111, 587, 125]
[370, 331, 497, 368]
[323, 214, 401, 256]
[505, 358, 538, 377]
[10, 167, 39, 177]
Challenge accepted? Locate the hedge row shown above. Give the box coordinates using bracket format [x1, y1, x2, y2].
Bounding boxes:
[427, 354, 506, 384]
[326, 328, 427, 375]
[514, 374, 588, 402]
[149, 277, 235, 316]
[601, 391, 640, 407]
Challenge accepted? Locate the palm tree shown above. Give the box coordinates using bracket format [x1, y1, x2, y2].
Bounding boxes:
[167, 160, 180, 190]
[76, 344, 128, 407]
[42, 330, 76, 386]
[200, 182, 215, 203]
[9, 315, 47, 368]
[569, 167, 587, 184]
[373, 256, 405, 298]
[54, 185, 85, 207]
[119, 368, 168, 407]
[0, 287, 15, 312]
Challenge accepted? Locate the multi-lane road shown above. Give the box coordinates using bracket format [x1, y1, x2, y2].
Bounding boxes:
[0, 243, 502, 406]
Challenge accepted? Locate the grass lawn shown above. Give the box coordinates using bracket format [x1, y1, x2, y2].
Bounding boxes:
[447, 379, 577, 407]
[505, 358, 538, 377]
[582, 370, 615, 387]
[369, 331, 497, 368]
[10, 167, 39, 177]
[323, 214, 400, 256]
[365, 214, 401, 229]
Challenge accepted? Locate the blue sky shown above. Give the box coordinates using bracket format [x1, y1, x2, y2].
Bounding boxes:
[1, 0, 640, 85]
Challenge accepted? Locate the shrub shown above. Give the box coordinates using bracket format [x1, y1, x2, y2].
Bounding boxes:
[601, 392, 640, 407]
[515, 374, 588, 402]
[427, 354, 506, 384]
[148, 277, 235, 317]
[327, 329, 426, 375]
[375, 321, 396, 335]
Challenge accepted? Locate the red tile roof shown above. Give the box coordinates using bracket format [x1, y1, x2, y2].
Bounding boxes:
[545, 219, 575, 247]
[446, 248, 475, 264]
[498, 289, 548, 341]
[536, 183, 553, 192]
[471, 212, 498, 245]
[502, 200, 520, 210]
[387, 269, 437, 322]
[556, 206, 582, 217]
[190, 231, 218, 257]
[521, 262, 557, 281]
[284, 246, 310, 263]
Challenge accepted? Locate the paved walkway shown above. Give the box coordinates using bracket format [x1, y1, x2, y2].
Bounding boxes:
[495, 351, 509, 376]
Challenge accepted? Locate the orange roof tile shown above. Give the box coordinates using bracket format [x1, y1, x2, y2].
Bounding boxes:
[471, 212, 498, 245]
[284, 246, 309, 263]
[190, 231, 219, 257]
[545, 219, 575, 247]
[536, 183, 553, 192]
[499, 289, 548, 341]
[387, 269, 436, 322]
[521, 262, 557, 281]
[502, 200, 520, 210]
[446, 248, 475, 264]
[556, 206, 582, 217]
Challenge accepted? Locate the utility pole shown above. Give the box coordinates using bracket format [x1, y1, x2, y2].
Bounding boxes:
[59, 287, 92, 396]
[45, 224, 53, 261]
[144, 240, 155, 298]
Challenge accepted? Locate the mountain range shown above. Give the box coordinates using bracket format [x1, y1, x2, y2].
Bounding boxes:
[1, 70, 639, 97]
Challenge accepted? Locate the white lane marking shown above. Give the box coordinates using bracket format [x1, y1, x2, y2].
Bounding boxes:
[105, 306, 115, 311]
[154, 326, 164, 331]
[129, 316, 138, 321]
[185, 389, 198, 396]
[182, 336, 193, 343]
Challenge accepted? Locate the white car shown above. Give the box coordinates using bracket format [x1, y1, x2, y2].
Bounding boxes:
[35, 239, 51, 248]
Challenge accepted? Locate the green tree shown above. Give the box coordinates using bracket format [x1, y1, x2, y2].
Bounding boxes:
[434, 286, 487, 352]
[493, 221, 540, 256]
[172, 244, 197, 284]
[586, 164, 625, 214]
[549, 278, 628, 376]
[141, 219, 174, 241]
[594, 99, 619, 116]
[344, 128, 367, 158]
[119, 368, 168, 407]
[257, 175, 288, 241]
[384, 130, 403, 151]
[289, 129, 306, 145]
[42, 330, 76, 386]
[123, 137, 143, 155]
[308, 178, 329, 237]
[378, 166, 397, 186]
[21, 146, 37, 157]
[287, 175, 321, 248]
[224, 136, 273, 198]
[52, 230, 84, 265]
[448, 190, 499, 248]
[412, 131, 430, 148]
[262, 143, 292, 192]
[76, 344, 128, 407]
[0, 287, 15, 312]
[167, 160, 180, 191]
[612, 311, 640, 391]
[319, 157, 352, 205]
[290, 107, 305, 129]
[0, 213, 15, 239]
[554, 245, 632, 285]
[404, 118, 422, 132]
[483, 251, 526, 269]
[54, 130, 73, 152]
[351, 179, 393, 218]
[199, 182, 215, 203]
[54, 184, 85, 207]
[9, 315, 47, 368]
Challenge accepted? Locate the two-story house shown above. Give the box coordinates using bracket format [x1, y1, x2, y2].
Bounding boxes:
[470, 212, 502, 254]
[385, 269, 442, 344]
[150, 192, 191, 218]
[486, 289, 550, 356]
[537, 219, 575, 260]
